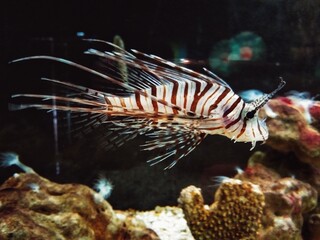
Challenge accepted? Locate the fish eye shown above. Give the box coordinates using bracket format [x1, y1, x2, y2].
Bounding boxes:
[245, 110, 256, 120]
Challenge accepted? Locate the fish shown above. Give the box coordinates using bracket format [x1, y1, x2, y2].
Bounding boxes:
[9, 39, 286, 169]
[238, 89, 279, 118]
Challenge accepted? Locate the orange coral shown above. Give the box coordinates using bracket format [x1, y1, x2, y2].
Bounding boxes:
[178, 179, 265, 240]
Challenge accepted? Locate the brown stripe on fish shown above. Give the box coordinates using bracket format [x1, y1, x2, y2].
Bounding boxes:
[162, 85, 167, 114]
[190, 82, 212, 112]
[104, 97, 113, 111]
[208, 88, 231, 113]
[183, 81, 189, 109]
[171, 80, 179, 114]
[225, 102, 245, 129]
[135, 92, 143, 110]
[120, 98, 127, 112]
[206, 126, 223, 131]
[223, 96, 241, 118]
[190, 81, 201, 112]
[151, 85, 158, 113]
[236, 121, 247, 139]
[200, 85, 220, 116]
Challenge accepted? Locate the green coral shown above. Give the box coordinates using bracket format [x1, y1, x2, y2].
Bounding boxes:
[178, 179, 265, 240]
[209, 31, 266, 75]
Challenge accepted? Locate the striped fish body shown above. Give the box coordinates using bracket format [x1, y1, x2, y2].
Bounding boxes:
[105, 82, 225, 131]
[10, 40, 285, 168]
[104, 81, 267, 144]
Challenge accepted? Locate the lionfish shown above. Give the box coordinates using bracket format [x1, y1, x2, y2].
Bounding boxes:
[10, 39, 285, 169]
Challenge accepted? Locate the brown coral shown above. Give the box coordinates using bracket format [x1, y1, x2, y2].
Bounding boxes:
[0, 172, 159, 240]
[178, 179, 265, 240]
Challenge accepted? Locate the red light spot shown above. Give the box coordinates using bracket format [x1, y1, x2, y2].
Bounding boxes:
[240, 46, 253, 60]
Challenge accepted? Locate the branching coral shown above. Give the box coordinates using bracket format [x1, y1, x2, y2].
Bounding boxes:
[178, 178, 265, 240]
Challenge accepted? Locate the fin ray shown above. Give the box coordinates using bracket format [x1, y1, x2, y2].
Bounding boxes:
[142, 125, 207, 169]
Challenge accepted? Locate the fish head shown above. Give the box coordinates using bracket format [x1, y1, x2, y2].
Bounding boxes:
[238, 103, 269, 143]
[233, 78, 286, 144]
[221, 98, 268, 144]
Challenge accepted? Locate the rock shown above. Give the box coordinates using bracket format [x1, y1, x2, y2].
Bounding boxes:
[0, 172, 159, 240]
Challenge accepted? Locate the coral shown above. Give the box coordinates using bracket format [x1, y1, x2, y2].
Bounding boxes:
[236, 152, 318, 240]
[263, 97, 320, 168]
[229, 31, 266, 61]
[209, 31, 265, 75]
[178, 179, 265, 240]
[93, 175, 113, 203]
[0, 152, 35, 173]
[179, 152, 318, 240]
[259, 96, 320, 238]
[0, 172, 159, 240]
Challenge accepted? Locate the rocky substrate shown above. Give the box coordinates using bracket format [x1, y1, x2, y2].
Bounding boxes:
[0, 172, 193, 240]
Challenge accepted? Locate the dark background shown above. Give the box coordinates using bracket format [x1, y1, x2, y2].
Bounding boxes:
[1, 0, 320, 209]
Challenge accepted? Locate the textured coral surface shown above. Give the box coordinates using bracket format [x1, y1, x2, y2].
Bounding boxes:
[178, 152, 318, 240]
[178, 180, 265, 240]
[0, 173, 159, 240]
[265, 98, 320, 168]
[237, 152, 318, 240]
[261, 97, 320, 239]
